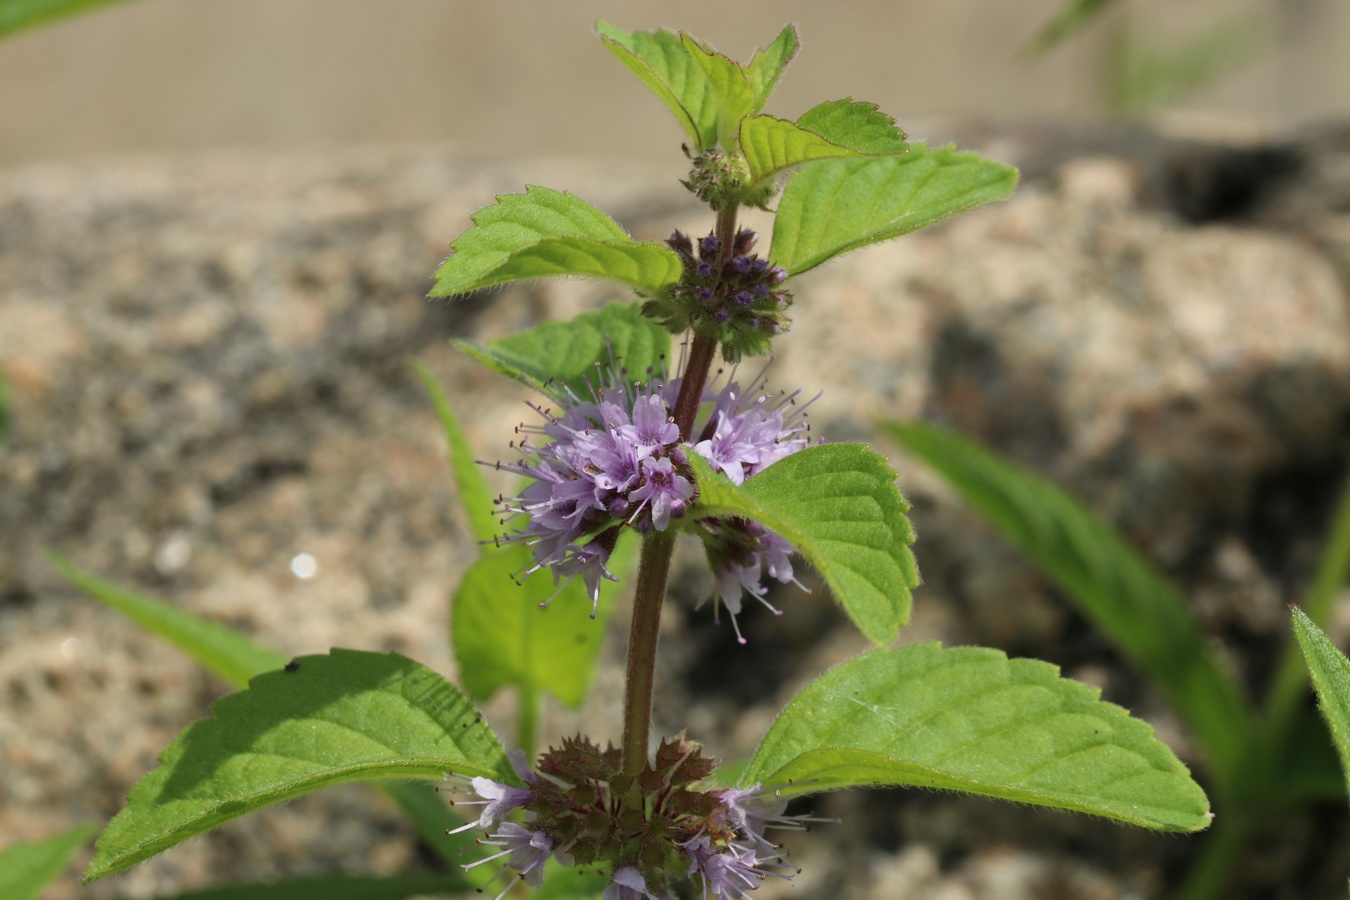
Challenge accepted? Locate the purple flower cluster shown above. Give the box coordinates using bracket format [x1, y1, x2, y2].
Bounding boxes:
[493, 359, 815, 639]
[446, 740, 813, 900]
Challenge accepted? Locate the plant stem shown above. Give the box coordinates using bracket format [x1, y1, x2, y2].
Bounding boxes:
[620, 202, 739, 775]
[621, 530, 676, 774]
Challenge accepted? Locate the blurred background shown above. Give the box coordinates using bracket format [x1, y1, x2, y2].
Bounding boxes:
[2, 0, 1348, 169]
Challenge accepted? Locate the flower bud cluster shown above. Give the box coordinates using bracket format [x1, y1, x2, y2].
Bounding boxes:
[681, 147, 770, 211]
[447, 738, 806, 900]
[645, 228, 792, 363]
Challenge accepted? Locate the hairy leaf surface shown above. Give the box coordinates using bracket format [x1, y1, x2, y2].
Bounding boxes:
[740, 116, 863, 191]
[742, 643, 1212, 832]
[430, 186, 680, 298]
[455, 302, 671, 399]
[770, 146, 1017, 275]
[596, 21, 718, 149]
[84, 650, 509, 881]
[681, 34, 754, 149]
[745, 25, 799, 113]
[796, 98, 908, 154]
[1291, 607, 1350, 794]
[886, 422, 1254, 785]
[689, 444, 918, 645]
[0, 825, 95, 900]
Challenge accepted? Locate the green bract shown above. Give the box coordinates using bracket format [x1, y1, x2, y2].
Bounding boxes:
[741, 643, 1213, 832]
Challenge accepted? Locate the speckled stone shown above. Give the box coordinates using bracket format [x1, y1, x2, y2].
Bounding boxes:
[2, 127, 1349, 899]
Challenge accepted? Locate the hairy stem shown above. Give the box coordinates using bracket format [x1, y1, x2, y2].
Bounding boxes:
[621, 531, 676, 774]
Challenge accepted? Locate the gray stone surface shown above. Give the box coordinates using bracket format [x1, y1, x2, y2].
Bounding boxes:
[2, 127, 1349, 898]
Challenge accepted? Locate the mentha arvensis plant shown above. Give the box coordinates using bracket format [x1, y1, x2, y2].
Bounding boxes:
[72, 22, 1213, 900]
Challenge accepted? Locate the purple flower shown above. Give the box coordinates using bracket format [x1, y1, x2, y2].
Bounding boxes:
[443, 749, 536, 834]
[603, 866, 671, 900]
[464, 822, 556, 899]
[492, 357, 818, 636]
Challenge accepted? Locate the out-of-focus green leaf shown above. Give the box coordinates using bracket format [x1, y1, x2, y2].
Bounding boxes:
[47, 550, 285, 686]
[742, 643, 1212, 832]
[452, 536, 633, 709]
[0, 0, 138, 40]
[886, 422, 1255, 787]
[147, 871, 470, 900]
[84, 649, 511, 882]
[410, 359, 497, 545]
[1026, 0, 1120, 57]
[0, 824, 95, 900]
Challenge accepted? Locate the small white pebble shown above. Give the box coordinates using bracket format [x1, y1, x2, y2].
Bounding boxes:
[290, 552, 318, 580]
[60, 636, 83, 660]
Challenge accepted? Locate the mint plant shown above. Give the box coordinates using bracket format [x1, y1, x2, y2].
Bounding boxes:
[51, 22, 1216, 900]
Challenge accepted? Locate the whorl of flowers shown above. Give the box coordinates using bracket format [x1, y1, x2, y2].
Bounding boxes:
[490, 357, 815, 640]
[446, 738, 811, 900]
[643, 227, 792, 362]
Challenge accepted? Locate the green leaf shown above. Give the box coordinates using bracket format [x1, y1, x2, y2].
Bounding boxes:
[147, 872, 471, 900]
[430, 185, 681, 299]
[48, 553, 479, 871]
[452, 537, 632, 709]
[741, 643, 1213, 832]
[681, 34, 754, 149]
[1291, 607, 1350, 796]
[770, 145, 1018, 275]
[0, 824, 95, 900]
[47, 550, 285, 686]
[454, 302, 672, 400]
[0, 0, 138, 40]
[745, 25, 799, 113]
[410, 359, 497, 545]
[596, 21, 718, 149]
[739, 116, 864, 193]
[885, 422, 1255, 788]
[688, 444, 919, 645]
[796, 99, 908, 154]
[84, 649, 510, 882]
